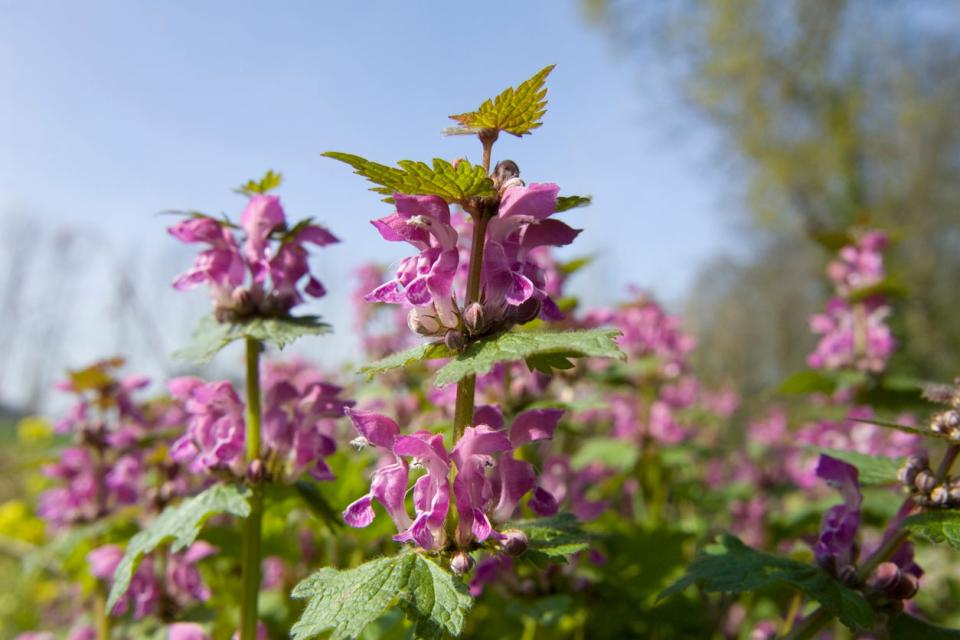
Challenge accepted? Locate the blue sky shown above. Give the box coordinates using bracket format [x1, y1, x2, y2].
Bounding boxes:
[0, 1, 732, 403]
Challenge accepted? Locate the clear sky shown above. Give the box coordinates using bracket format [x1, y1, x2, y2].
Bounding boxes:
[0, 1, 732, 405]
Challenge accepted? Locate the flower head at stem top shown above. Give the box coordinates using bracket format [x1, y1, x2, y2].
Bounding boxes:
[169, 190, 338, 322]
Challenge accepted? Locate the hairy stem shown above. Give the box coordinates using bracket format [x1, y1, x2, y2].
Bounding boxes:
[240, 337, 264, 640]
[786, 444, 960, 640]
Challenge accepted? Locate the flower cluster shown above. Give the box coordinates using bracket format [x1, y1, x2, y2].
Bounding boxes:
[169, 194, 338, 321]
[39, 361, 183, 528]
[808, 231, 894, 373]
[364, 172, 579, 341]
[169, 362, 353, 483]
[342, 405, 562, 551]
[88, 541, 217, 619]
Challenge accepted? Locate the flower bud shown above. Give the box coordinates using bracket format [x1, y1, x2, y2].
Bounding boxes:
[231, 286, 255, 314]
[247, 459, 266, 484]
[407, 309, 440, 336]
[890, 572, 919, 600]
[450, 552, 474, 576]
[512, 297, 542, 326]
[915, 469, 937, 494]
[492, 160, 521, 192]
[499, 529, 529, 557]
[931, 484, 951, 507]
[837, 563, 858, 587]
[463, 302, 486, 335]
[444, 329, 465, 352]
[868, 562, 901, 592]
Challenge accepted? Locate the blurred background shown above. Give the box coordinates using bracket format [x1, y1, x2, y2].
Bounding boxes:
[3, 1, 960, 417]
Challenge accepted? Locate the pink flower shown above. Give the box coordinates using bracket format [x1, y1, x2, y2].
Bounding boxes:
[168, 623, 211, 640]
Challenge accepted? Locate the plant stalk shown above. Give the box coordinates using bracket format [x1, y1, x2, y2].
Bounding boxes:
[240, 337, 264, 640]
[94, 585, 110, 640]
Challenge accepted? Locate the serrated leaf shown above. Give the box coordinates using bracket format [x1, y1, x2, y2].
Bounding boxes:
[555, 195, 592, 212]
[889, 613, 960, 639]
[323, 152, 494, 203]
[510, 513, 590, 566]
[903, 511, 960, 548]
[290, 554, 471, 640]
[358, 342, 453, 379]
[658, 534, 874, 632]
[434, 329, 624, 387]
[174, 315, 331, 364]
[571, 437, 639, 472]
[810, 448, 903, 485]
[235, 169, 283, 196]
[447, 65, 554, 137]
[107, 484, 250, 610]
[525, 352, 575, 374]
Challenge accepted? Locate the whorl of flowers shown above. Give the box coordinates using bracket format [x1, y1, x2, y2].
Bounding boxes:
[808, 231, 894, 373]
[168, 361, 353, 483]
[363, 165, 580, 342]
[342, 405, 562, 551]
[169, 193, 338, 322]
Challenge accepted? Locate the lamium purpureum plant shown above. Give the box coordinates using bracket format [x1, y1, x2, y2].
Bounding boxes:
[286, 65, 625, 639]
[95, 172, 346, 640]
[659, 228, 960, 639]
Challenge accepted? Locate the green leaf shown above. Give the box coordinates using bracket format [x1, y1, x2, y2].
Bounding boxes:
[510, 513, 591, 566]
[555, 195, 592, 212]
[903, 511, 960, 548]
[850, 417, 952, 442]
[290, 553, 471, 640]
[847, 276, 908, 303]
[889, 613, 960, 639]
[778, 370, 839, 394]
[358, 342, 453, 379]
[174, 315, 331, 364]
[447, 65, 554, 137]
[322, 152, 494, 203]
[235, 169, 283, 195]
[292, 481, 344, 530]
[107, 484, 250, 611]
[557, 255, 595, 277]
[434, 329, 624, 387]
[659, 534, 874, 632]
[571, 437, 639, 472]
[525, 352, 576, 374]
[810, 448, 903, 485]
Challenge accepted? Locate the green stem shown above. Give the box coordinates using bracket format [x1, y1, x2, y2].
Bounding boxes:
[240, 337, 264, 640]
[94, 585, 110, 640]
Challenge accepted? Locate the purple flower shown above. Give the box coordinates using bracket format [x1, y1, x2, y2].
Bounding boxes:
[168, 623, 210, 640]
[169, 193, 338, 318]
[88, 544, 160, 619]
[812, 455, 862, 573]
[366, 194, 460, 328]
[343, 405, 562, 550]
[808, 298, 894, 373]
[166, 541, 217, 607]
[170, 365, 352, 482]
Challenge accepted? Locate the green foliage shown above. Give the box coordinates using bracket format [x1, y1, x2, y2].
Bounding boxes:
[235, 169, 283, 196]
[571, 437, 639, 472]
[555, 195, 592, 212]
[847, 276, 907, 303]
[778, 369, 866, 394]
[889, 613, 960, 639]
[174, 315, 331, 364]
[106, 484, 251, 610]
[510, 513, 591, 566]
[322, 152, 494, 203]
[434, 329, 624, 387]
[852, 416, 952, 442]
[903, 511, 960, 548]
[290, 553, 471, 640]
[447, 65, 554, 137]
[659, 534, 875, 631]
[359, 342, 452, 379]
[811, 447, 903, 485]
